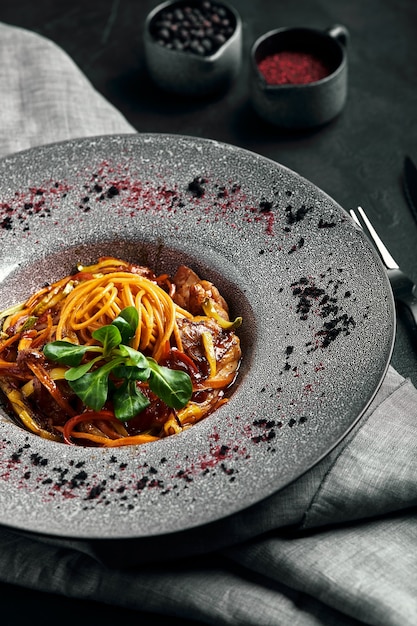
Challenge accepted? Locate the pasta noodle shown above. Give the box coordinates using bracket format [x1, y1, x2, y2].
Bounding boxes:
[0, 258, 241, 447]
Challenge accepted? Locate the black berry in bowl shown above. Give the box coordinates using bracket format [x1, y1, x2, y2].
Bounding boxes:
[144, 0, 242, 95]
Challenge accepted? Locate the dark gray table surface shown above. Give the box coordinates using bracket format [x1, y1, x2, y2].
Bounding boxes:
[0, 1, 416, 624]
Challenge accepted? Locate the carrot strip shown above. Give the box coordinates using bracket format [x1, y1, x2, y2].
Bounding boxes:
[63, 410, 116, 444]
[26, 360, 76, 417]
[63, 410, 159, 447]
[0, 333, 21, 354]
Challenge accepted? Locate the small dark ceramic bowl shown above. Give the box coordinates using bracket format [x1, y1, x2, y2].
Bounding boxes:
[144, 0, 242, 96]
[250, 25, 349, 129]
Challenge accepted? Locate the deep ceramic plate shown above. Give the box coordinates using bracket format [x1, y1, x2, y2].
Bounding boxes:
[0, 134, 394, 539]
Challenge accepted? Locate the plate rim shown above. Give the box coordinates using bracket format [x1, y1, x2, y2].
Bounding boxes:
[0, 132, 396, 539]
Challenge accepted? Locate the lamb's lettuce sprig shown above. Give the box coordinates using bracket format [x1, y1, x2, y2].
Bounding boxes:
[43, 307, 192, 421]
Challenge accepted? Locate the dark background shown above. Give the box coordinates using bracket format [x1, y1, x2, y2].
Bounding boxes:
[0, 1, 417, 624]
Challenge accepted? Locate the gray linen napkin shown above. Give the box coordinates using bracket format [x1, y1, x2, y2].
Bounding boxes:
[0, 21, 134, 154]
[0, 21, 416, 626]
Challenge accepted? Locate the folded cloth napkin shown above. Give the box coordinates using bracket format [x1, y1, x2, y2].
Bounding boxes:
[0, 21, 134, 155]
[0, 20, 417, 626]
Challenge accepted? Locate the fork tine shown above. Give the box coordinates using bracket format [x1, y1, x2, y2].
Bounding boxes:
[350, 206, 399, 270]
[349, 209, 361, 229]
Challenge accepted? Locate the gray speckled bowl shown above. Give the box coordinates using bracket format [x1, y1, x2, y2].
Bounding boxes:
[0, 133, 394, 542]
[144, 0, 242, 95]
[250, 25, 349, 129]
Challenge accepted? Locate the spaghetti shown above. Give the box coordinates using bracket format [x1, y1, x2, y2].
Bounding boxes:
[0, 258, 242, 447]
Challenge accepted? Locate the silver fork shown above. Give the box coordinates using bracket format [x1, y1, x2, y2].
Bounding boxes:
[350, 206, 417, 333]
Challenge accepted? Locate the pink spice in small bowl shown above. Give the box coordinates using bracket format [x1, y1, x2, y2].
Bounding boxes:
[250, 25, 349, 129]
[257, 50, 332, 86]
